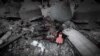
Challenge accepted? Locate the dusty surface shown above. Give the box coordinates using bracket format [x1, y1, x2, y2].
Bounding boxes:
[0, 18, 76, 56]
[0, 0, 100, 56]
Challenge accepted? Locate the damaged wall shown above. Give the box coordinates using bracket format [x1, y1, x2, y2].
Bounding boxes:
[19, 0, 42, 21]
[41, 0, 72, 21]
[69, 0, 100, 31]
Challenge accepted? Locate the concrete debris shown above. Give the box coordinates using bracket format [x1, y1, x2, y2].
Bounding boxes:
[7, 38, 75, 56]
[0, 16, 77, 56]
[38, 42, 45, 52]
[91, 31, 100, 43]
[0, 40, 3, 45]
[0, 31, 12, 45]
[31, 40, 38, 46]
[63, 29, 100, 56]
[62, 21, 78, 29]
[31, 40, 45, 52]
[0, 0, 100, 56]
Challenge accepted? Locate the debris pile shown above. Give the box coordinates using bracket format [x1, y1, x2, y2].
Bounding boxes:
[0, 17, 77, 56]
[0, 0, 100, 56]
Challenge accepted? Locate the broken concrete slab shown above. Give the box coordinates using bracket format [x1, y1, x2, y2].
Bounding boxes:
[0, 31, 12, 45]
[63, 29, 100, 56]
[19, 1, 42, 21]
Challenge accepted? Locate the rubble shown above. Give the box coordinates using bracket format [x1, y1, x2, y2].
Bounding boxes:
[0, 0, 100, 56]
[90, 31, 100, 43]
[0, 16, 77, 56]
[0, 31, 12, 45]
[31, 40, 45, 52]
[62, 21, 78, 29]
[0, 19, 9, 34]
[7, 38, 75, 56]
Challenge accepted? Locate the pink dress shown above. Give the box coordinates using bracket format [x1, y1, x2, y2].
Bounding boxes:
[56, 33, 63, 44]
